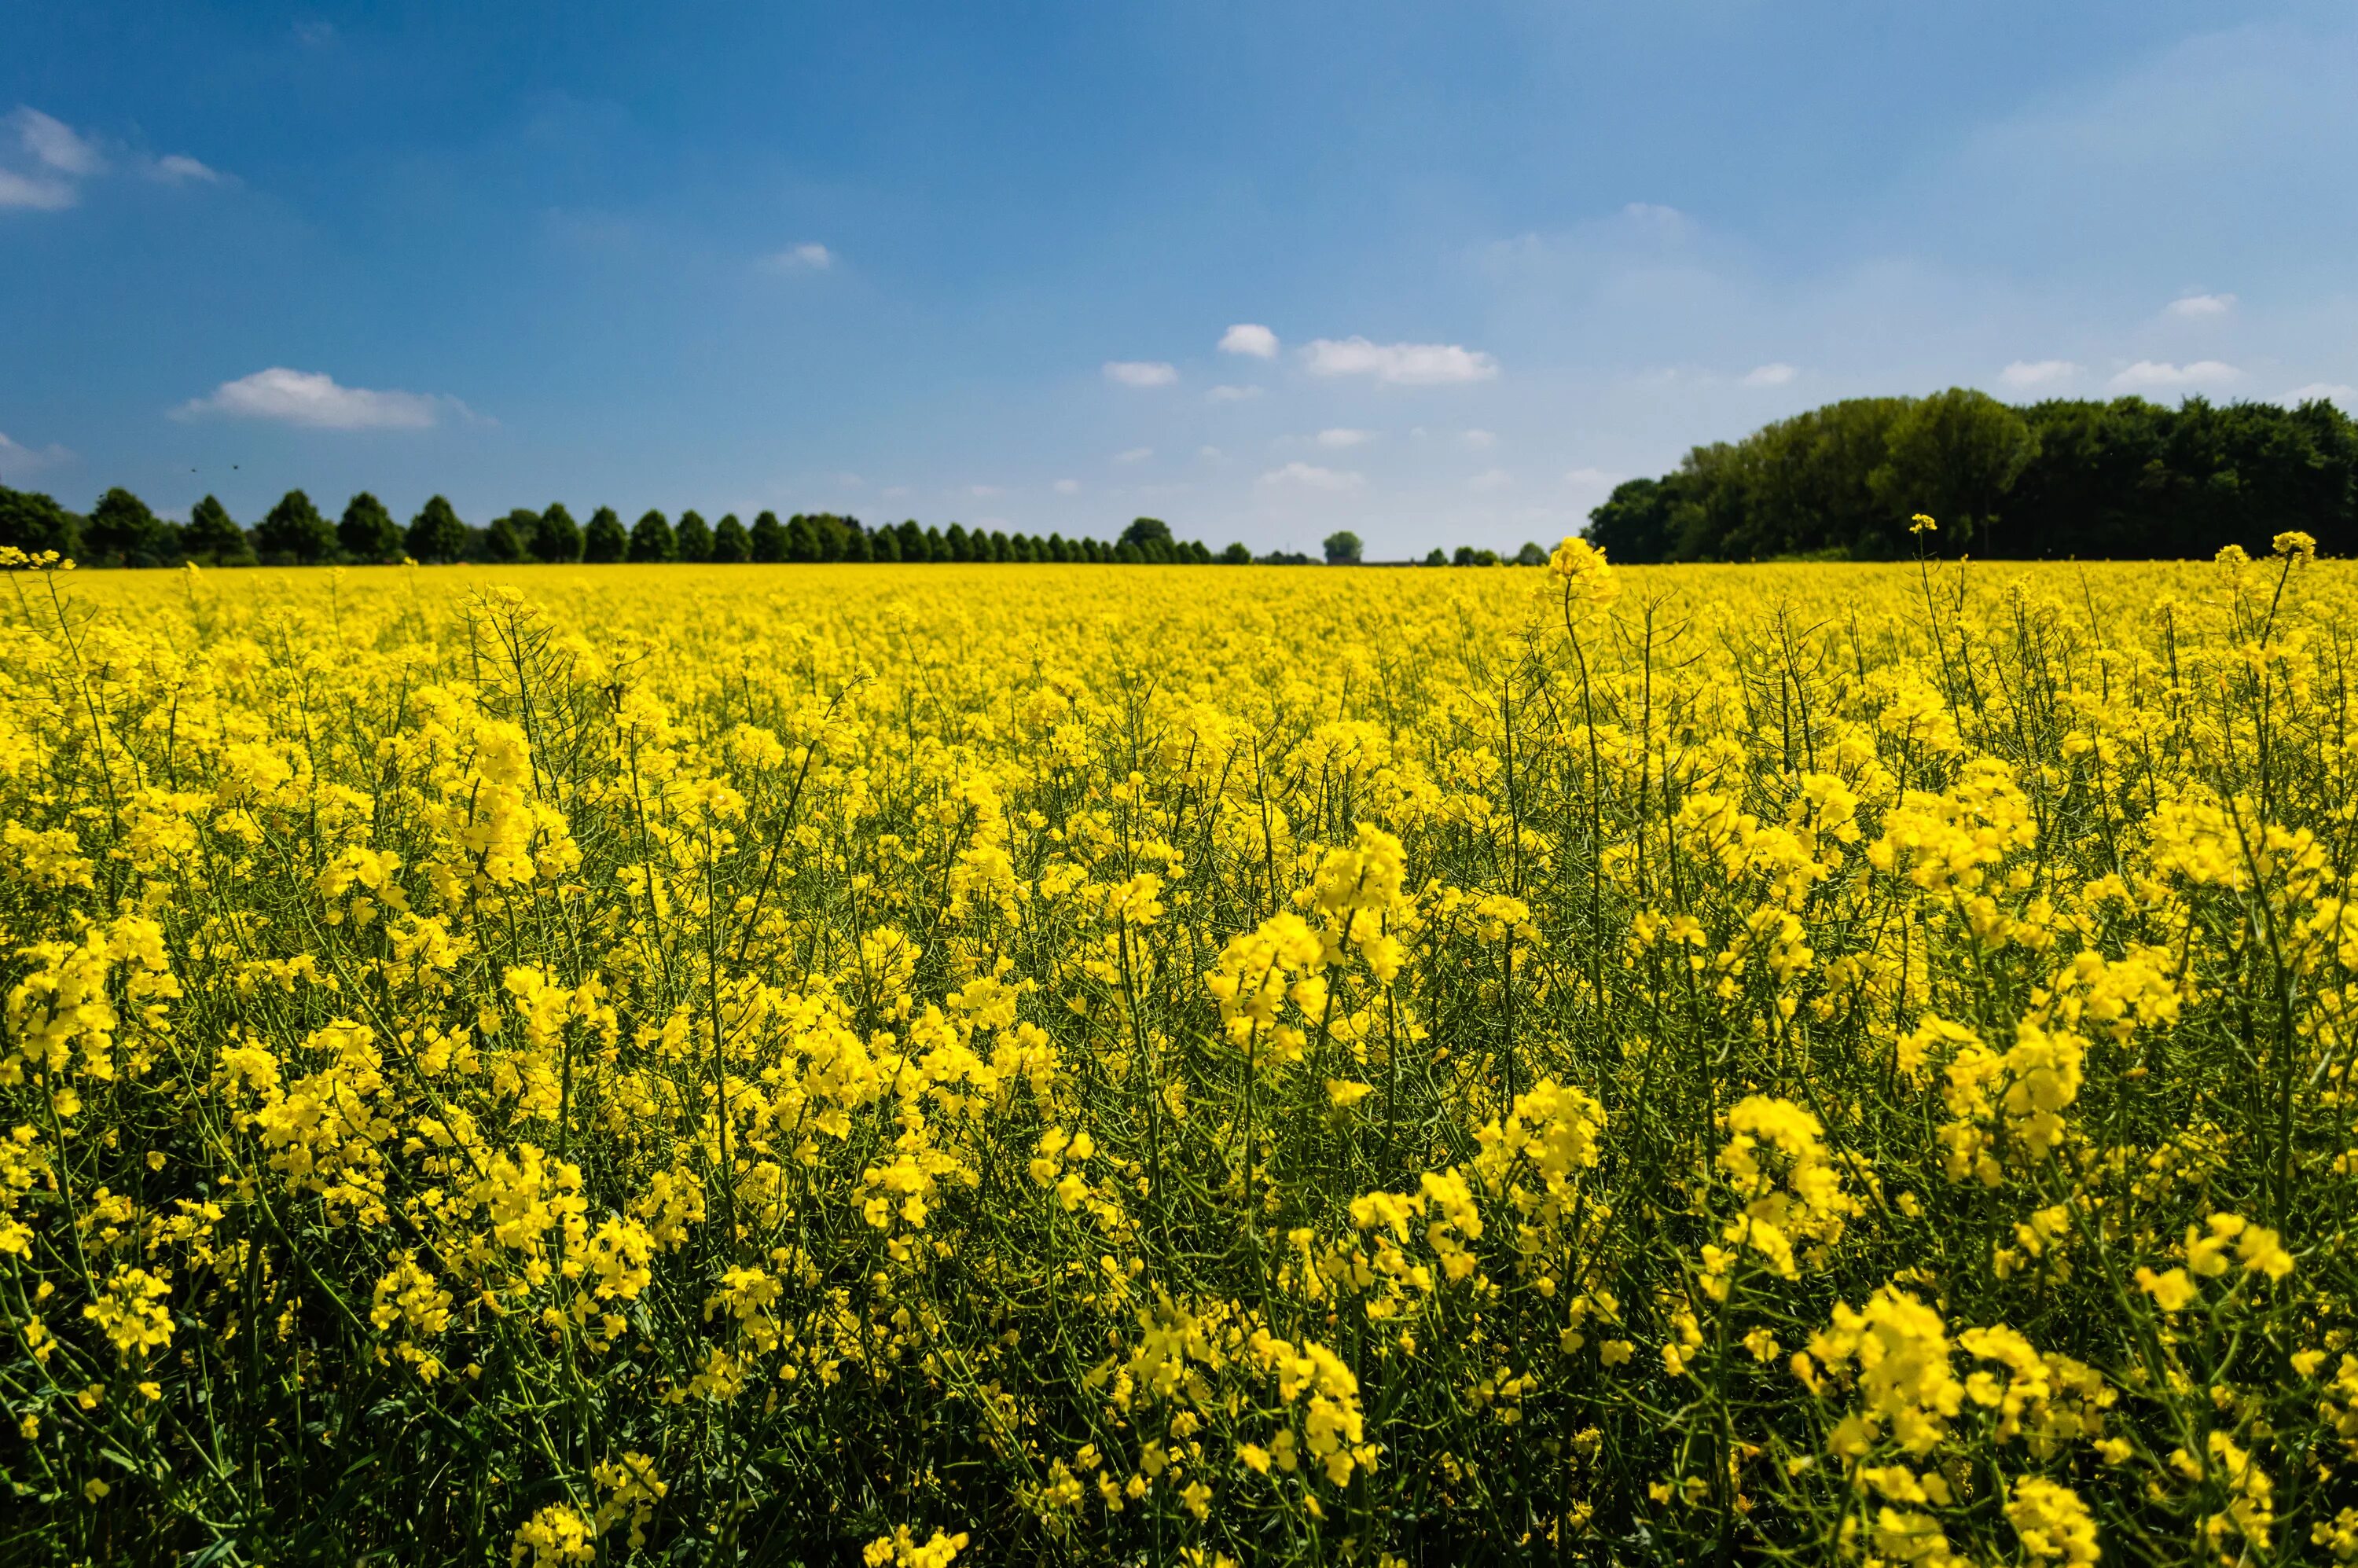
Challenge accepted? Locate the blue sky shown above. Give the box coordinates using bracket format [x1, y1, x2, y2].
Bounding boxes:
[4, 2, 2355, 558]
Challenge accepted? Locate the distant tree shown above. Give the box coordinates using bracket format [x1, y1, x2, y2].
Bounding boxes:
[1219, 541, 1253, 564]
[1513, 540, 1548, 566]
[843, 522, 873, 562]
[674, 510, 713, 563]
[86, 487, 177, 566]
[1423, 547, 1448, 566]
[628, 509, 677, 562]
[784, 514, 821, 563]
[1042, 533, 1070, 564]
[894, 520, 927, 562]
[710, 513, 751, 563]
[483, 509, 534, 563]
[252, 490, 335, 565]
[531, 503, 583, 563]
[582, 507, 628, 563]
[982, 529, 1006, 563]
[941, 523, 972, 562]
[0, 487, 81, 557]
[184, 494, 252, 564]
[812, 514, 850, 561]
[338, 493, 402, 562]
[407, 496, 469, 564]
[1582, 477, 1686, 564]
[869, 524, 900, 562]
[924, 526, 947, 560]
[1082, 538, 1105, 564]
[1451, 545, 1500, 567]
[1322, 530, 1363, 566]
[1867, 387, 2038, 553]
[749, 511, 787, 563]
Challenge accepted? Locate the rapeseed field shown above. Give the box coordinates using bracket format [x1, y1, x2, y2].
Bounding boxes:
[3, 539, 2353, 1565]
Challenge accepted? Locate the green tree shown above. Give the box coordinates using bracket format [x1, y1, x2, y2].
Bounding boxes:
[0, 487, 81, 558]
[784, 514, 821, 563]
[628, 510, 677, 562]
[843, 521, 873, 562]
[87, 487, 178, 566]
[1321, 530, 1363, 565]
[483, 509, 534, 563]
[869, 524, 900, 562]
[1121, 517, 1175, 562]
[897, 520, 929, 561]
[750, 511, 787, 563]
[1868, 387, 2038, 553]
[407, 496, 469, 564]
[339, 493, 402, 562]
[532, 503, 583, 563]
[1220, 541, 1253, 564]
[1422, 547, 1447, 566]
[184, 495, 252, 564]
[711, 513, 751, 563]
[674, 510, 714, 562]
[255, 490, 336, 565]
[942, 523, 972, 562]
[1514, 540, 1548, 566]
[812, 514, 850, 561]
[582, 507, 628, 563]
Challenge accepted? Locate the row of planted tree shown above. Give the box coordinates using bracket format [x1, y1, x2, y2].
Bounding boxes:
[0, 483, 1245, 567]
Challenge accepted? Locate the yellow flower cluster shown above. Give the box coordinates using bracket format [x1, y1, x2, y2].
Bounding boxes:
[5, 544, 2356, 1564]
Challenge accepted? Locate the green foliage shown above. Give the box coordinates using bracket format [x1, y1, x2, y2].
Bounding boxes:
[254, 490, 336, 565]
[1221, 542, 1254, 565]
[339, 493, 403, 563]
[674, 511, 713, 563]
[749, 511, 787, 564]
[1322, 530, 1363, 565]
[627, 510, 677, 563]
[709, 513, 751, 564]
[483, 509, 535, 564]
[582, 507, 628, 564]
[86, 487, 178, 567]
[407, 496, 471, 564]
[531, 504, 584, 564]
[0, 487, 81, 558]
[183, 495, 252, 565]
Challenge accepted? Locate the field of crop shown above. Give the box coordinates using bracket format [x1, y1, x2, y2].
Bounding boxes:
[3, 541, 2355, 1565]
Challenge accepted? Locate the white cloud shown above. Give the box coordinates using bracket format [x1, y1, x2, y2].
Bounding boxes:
[1467, 468, 1512, 493]
[1259, 461, 1364, 493]
[13, 108, 102, 176]
[2000, 359, 2081, 389]
[1622, 201, 1684, 223]
[1198, 446, 1224, 462]
[1113, 446, 1153, 464]
[1207, 384, 1262, 402]
[1219, 323, 1279, 358]
[882, 485, 911, 499]
[1460, 428, 1497, 450]
[1104, 360, 1177, 387]
[761, 242, 833, 272]
[2108, 359, 2245, 391]
[968, 484, 1002, 498]
[0, 168, 75, 210]
[1316, 428, 1373, 448]
[171, 367, 454, 430]
[2165, 292, 2236, 318]
[0, 431, 74, 476]
[1564, 467, 1627, 501]
[150, 153, 223, 185]
[1052, 478, 1081, 495]
[2283, 383, 2357, 409]
[1302, 336, 1499, 386]
[1743, 362, 1798, 387]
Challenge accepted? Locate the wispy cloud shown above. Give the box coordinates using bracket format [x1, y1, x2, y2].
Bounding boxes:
[2108, 359, 2243, 391]
[1207, 384, 1262, 402]
[760, 242, 834, 272]
[2000, 359, 2081, 389]
[149, 153, 224, 185]
[2283, 383, 2356, 409]
[1302, 337, 1498, 386]
[2165, 292, 2236, 318]
[1467, 468, 1512, 493]
[1218, 323, 1279, 358]
[3, 106, 226, 208]
[1104, 360, 1177, 387]
[1052, 479, 1081, 495]
[1315, 428, 1373, 448]
[1113, 446, 1153, 464]
[1742, 362, 1798, 387]
[0, 430, 74, 476]
[13, 107, 101, 177]
[1460, 428, 1497, 450]
[1259, 461, 1364, 492]
[172, 367, 462, 430]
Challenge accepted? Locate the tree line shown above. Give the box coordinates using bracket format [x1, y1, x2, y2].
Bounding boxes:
[1585, 391, 2358, 561]
[0, 487, 1255, 567]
